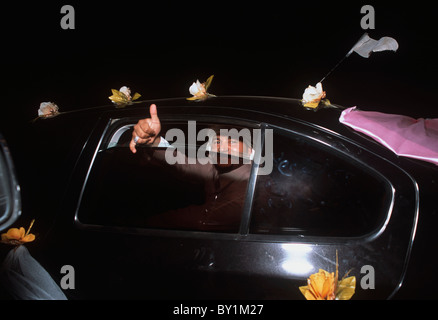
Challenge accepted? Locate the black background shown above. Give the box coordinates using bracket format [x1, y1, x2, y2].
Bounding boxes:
[1, 0, 437, 127]
[0, 1, 437, 302]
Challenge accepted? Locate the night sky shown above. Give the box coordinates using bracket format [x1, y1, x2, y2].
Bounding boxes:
[1, 1, 437, 127]
[0, 1, 437, 302]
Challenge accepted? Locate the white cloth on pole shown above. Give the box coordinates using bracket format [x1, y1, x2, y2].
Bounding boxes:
[348, 33, 399, 58]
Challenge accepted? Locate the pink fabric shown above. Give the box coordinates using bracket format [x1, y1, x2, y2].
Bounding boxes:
[339, 107, 438, 166]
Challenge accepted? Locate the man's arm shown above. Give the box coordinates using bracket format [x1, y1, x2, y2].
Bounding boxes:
[130, 104, 215, 182]
[130, 104, 161, 153]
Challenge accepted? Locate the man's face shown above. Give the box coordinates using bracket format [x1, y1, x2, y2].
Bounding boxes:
[213, 135, 251, 167]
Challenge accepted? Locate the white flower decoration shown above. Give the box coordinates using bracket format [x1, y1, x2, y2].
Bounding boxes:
[109, 85, 141, 107]
[189, 80, 207, 98]
[302, 82, 326, 104]
[187, 75, 216, 101]
[119, 86, 132, 100]
[37, 102, 59, 118]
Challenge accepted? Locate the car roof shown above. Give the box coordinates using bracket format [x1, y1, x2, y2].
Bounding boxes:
[54, 95, 347, 135]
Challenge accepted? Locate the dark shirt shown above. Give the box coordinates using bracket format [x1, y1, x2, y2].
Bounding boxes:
[143, 148, 251, 232]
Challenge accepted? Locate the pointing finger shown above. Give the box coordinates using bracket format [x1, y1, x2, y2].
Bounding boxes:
[150, 104, 159, 123]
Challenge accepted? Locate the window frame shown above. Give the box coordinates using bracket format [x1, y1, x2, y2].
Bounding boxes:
[73, 113, 414, 245]
[74, 115, 262, 240]
[245, 124, 396, 241]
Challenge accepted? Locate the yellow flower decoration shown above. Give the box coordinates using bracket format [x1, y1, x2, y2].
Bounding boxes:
[1, 219, 36, 246]
[109, 86, 141, 108]
[300, 269, 337, 300]
[187, 75, 216, 101]
[299, 251, 356, 300]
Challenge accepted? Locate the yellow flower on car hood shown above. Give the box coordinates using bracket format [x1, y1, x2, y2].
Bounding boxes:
[1, 219, 36, 245]
[299, 251, 356, 300]
[300, 269, 336, 300]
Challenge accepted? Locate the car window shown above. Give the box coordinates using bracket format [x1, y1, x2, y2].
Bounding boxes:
[76, 120, 255, 233]
[0, 133, 21, 231]
[249, 128, 392, 238]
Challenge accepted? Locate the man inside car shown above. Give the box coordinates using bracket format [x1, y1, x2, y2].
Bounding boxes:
[129, 104, 253, 232]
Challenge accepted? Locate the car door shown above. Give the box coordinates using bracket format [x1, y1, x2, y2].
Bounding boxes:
[38, 104, 418, 300]
[43, 111, 265, 299]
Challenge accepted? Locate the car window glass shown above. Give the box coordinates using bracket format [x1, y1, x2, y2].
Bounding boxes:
[76, 121, 254, 233]
[250, 129, 392, 237]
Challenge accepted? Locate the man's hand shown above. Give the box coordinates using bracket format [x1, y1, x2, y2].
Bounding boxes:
[130, 104, 161, 153]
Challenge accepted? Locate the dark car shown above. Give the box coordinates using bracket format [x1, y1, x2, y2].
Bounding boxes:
[0, 96, 437, 300]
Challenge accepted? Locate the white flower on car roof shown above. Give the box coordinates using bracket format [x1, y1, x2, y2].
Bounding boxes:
[109, 85, 141, 107]
[187, 75, 216, 101]
[37, 102, 59, 118]
[302, 82, 326, 104]
[119, 86, 132, 100]
[189, 80, 207, 98]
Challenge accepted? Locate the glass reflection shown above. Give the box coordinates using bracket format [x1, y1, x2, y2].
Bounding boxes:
[281, 243, 314, 276]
